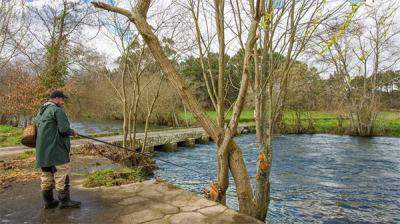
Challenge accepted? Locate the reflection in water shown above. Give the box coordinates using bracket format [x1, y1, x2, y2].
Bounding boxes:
[153, 134, 400, 223]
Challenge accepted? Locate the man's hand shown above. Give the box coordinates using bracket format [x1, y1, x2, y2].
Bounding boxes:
[71, 129, 79, 137]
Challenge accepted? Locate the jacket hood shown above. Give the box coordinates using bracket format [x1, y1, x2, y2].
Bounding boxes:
[39, 102, 56, 115]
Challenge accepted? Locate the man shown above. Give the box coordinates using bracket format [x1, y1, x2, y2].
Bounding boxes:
[35, 90, 81, 209]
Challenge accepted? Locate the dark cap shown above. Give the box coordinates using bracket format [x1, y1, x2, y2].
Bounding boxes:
[49, 90, 68, 99]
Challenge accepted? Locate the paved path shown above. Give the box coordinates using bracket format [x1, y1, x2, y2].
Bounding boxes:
[0, 156, 263, 224]
[0, 180, 263, 224]
[0, 124, 255, 159]
[80, 180, 263, 224]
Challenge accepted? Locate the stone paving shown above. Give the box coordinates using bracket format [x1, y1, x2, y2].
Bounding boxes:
[0, 155, 263, 224]
[81, 179, 263, 224]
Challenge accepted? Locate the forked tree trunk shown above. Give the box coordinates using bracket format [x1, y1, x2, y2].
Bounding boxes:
[92, 0, 264, 218]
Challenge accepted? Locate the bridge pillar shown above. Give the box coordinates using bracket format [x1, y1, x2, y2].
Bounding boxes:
[236, 127, 244, 135]
[241, 127, 250, 134]
[196, 135, 210, 144]
[178, 138, 196, 148]
[142, 146, 154, 154]
[160, 142, 178, 152]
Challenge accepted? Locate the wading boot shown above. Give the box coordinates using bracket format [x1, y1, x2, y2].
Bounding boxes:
[57, 189, 81, 208]
[42, 190, 59, 209]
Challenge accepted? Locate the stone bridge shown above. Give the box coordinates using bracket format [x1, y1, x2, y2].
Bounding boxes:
[0, 124, 255, 158]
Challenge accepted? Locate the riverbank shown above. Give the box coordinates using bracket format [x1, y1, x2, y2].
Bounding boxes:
[0, 153, 263, 224]
[179, 111, 400, 137]
[1, 111, 399, 148]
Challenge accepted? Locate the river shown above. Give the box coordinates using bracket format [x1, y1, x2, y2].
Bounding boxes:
[153, 134, 400, 223]
[69, 119, 166, 135]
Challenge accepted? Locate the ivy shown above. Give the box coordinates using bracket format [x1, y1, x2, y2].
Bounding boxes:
[320, 1, 366, 55]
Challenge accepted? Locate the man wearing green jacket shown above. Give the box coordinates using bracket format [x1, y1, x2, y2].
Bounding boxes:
[35, 90, 81, 209]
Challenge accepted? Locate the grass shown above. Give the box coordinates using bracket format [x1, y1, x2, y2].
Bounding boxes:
[179, 110, 255, 123]
[0, 125, 22, 147]
[82, 167, 145, 188]
[179, 110, 400, 137]
[15, 150, 35, 160]
[179, 111, 340, 124]
[375, 113, 400, 137]
[283, 111, 344, 132]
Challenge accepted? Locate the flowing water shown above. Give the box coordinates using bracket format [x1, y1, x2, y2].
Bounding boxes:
[153, 134, 400, 223]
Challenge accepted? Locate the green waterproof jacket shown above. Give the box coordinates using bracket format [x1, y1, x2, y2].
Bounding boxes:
[34, 102, 73, 168]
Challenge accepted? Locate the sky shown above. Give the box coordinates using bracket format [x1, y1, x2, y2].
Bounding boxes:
[17, 0, 400, 74]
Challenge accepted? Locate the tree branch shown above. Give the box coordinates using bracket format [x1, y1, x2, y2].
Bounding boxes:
[91, 1, 134, 19]
[135, 0, 151, 17]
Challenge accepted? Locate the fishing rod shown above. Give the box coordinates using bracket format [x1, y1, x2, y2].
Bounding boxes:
[77, 134, 216, 181]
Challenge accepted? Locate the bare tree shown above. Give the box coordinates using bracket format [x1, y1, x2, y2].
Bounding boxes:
[100, 18, 137, 150]
[92, 0, 267, 219]
[96, 10, 143, 152]
[0, 0, 28, 69]
[251, 0, 348, 219]
[316, 0, 400, 136]
[96, 6, 166, 161]
[185, 0, 218, 111]
[141, 74, 164, 153]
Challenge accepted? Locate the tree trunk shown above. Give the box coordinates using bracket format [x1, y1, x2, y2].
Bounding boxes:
[252, 140, 271, 220]
[214, 0, 225, 130]
[122, 99, 128, 149]
[142, 77, 162, 152]
[92, 0, 263, 218]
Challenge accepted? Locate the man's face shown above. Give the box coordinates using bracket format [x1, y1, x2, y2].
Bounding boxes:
[53, 97, 65, 107]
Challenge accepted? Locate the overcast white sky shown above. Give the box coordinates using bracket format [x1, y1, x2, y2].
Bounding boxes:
[20, 0, 400, 74]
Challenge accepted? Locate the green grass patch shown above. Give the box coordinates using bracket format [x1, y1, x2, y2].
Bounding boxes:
[179, 110, 339, 124]
[283, 111, 338, 120]
[15, 150, 35, 160]
[179, 111, 254, 123]
[374, 114, 400, 137]
[0, 125, 21, 134]
[179, 110, 400, 137]
[0, 125, 23, 147]
[82, 167, 145, 188]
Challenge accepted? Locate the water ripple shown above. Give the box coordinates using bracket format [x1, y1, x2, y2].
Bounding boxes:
[153, 134, 400, 223]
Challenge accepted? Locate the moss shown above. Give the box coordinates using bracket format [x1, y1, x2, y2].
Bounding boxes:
[83, 169, 114, 187]
[82, 167, 145, 188]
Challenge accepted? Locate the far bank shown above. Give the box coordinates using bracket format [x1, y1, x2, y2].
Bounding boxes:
[0, 111, 399, 148]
